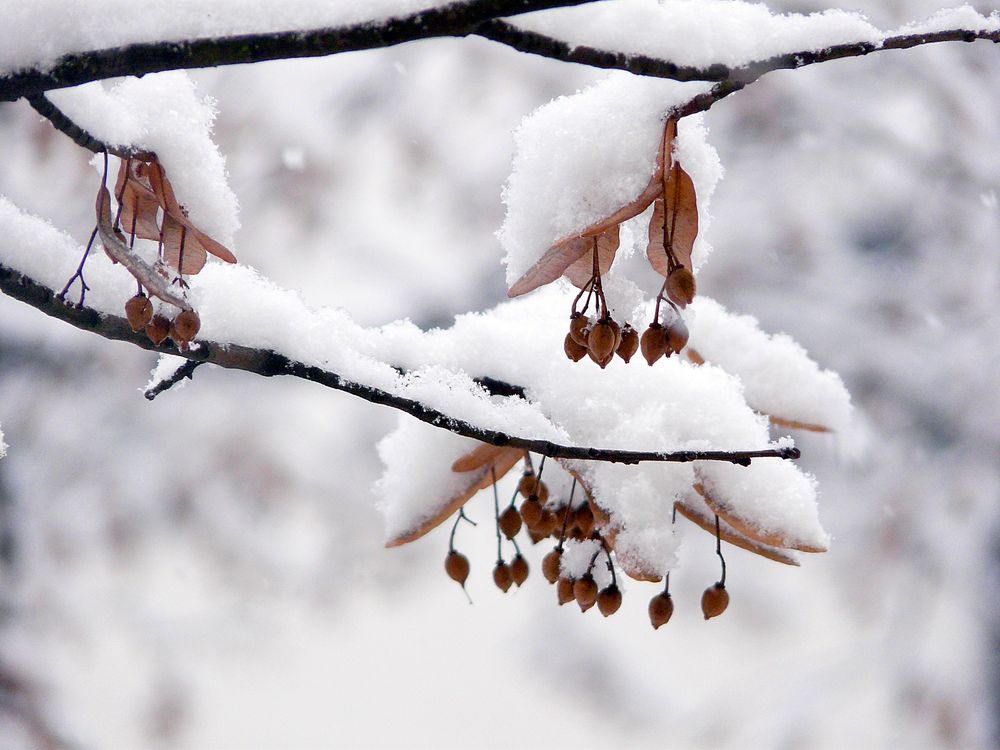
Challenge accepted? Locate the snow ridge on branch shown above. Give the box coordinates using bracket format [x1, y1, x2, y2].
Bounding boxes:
[0, 259, 797, 467]
[1, 1, 996, 105]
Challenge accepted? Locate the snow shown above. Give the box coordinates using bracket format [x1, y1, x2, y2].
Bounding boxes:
[0, 424, 6, 458]
[499, 73, 716, 288]
[687, 297, 852, 432]
[511, 2, 997, 68]
[47, 73, 239, 247]
[897, 6, 1000, 35]
[0, 1, 456, 77]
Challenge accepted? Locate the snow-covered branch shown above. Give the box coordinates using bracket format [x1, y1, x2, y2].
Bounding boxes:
[0, 258, 799, 466]
[1, 2, 996, 106]
[0, 0, 598, 102]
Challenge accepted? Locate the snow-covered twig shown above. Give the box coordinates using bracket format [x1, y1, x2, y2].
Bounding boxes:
[0, 259, 799, 466]
[144, 359, 203, 401]
[26, 94, 153, 160]
[0, 0, 598, 102]
[1, 2, 996, 105]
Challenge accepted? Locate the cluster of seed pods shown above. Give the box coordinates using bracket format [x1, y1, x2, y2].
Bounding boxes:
[444, 463, 731, 628]
[124, 292, 201, 350]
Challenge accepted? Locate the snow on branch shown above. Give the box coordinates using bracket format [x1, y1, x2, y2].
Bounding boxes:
[0, 256, 799, 467]
[1, 1, 996, 105]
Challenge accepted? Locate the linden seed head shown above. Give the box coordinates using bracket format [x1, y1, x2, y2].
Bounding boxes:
[124, 294, 153, 332]
[557, 577, 575, 605]
[573, 574, 599, 611]
[542, 548, 562, 584]
[519, 497, 544, 529]
[701, 582, 729, 620]
[170, 309, 201, 344]
[587, 319, 617, 363]
[493, 561, 513, 593]
[498, 506, 522, 539]
[145, 315, 171, 346]
[569, 313, 590, 346]
[510, 554, 529, 587]
[573, 504, 595, 538]
[597, 585, 623, 617]
[616, 324, 639, 363]
[648, 592, 674, 630]
[445, 550, 470, 586]
[666, 267, 697, 307]
[640, 323, 668, 366]
[564, 333, 588, 362]
[666, 316, 690, 354]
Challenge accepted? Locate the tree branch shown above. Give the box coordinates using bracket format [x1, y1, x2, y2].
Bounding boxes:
[0, 259, 798, 466]
[2, 1, 996, 105]
[0, 0, 598, 102]
[144, 359, 203, 400]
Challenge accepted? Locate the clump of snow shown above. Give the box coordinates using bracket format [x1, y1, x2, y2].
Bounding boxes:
[0, 425, 6, 459]
[895, 7, 999, 35]
[687, 297, 852, 432]
[499, 73, 714, 288]
[47, 73, 239, 247]
[512, 0, 883, 68]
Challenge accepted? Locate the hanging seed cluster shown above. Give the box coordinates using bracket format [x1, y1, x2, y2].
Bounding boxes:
[443, 457, 733, 628]
[565, 239, 693, 368]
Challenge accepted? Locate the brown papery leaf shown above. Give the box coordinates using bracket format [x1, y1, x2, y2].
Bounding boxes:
[767, 416, 833, 433]
[507, 121, 674, 298]
[693, 482, 827, 554]
[385, 446, 522, 548]
[645, 165, 698, 279]
[115, 159, 161, 241]
[562, 226, 621, 289]
[451, 444, 510, 473]
[148, 158, 236, 269]
[674, 498, 800, 566]
[161, 213, 207, 275]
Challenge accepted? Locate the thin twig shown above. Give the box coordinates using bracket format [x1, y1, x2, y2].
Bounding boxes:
[0, 259, 802, 467]
[143, 359, 203, 401]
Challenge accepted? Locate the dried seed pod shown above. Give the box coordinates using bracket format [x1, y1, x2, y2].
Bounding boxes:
[640, 323, 668, 366]
[145, 315, 171, 346]
[171, 309, 201, 344]
[616, 324, 639, 363]
[445, 550, 470, 586]
[569, 313, 590, 346]
[597, 584, 623, 617]
[564, 333, 588, 362]
[607, 318, 622, 350]
[666, 316, 690, 354]
[542, 548, 562, 584]
[510, 554, 529, 586]
[574, 504, 595, 538]
[519, 497, 544, 529]
[527, 529, 547, 545]
[557, 577, 575, 605]
[666, 267, 697, 307]
[587, 319, 617, 363]
[498, 506, 523, 539]
[648, 592, 674, 630]
[493, 561, 513, 593]
[588, 349, 614, 369]
[701, 582, 729, 620]
[518, 475, 549, 503]
[124, 294, 153, 332]
[535, 509, 558, 538]
[573, 574, 599, 611]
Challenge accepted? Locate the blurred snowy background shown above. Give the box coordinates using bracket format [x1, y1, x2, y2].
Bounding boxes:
[1, 1, 999, 748]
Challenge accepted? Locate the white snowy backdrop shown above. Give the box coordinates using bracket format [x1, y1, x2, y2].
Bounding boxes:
[1, 1, 999, 748]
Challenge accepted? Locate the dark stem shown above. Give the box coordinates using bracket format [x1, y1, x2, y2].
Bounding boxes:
[714, 513, 727, 586]
[57, 226, 97, 305]
[556, 477, 576, 551]
[492, 466, 503, 563]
